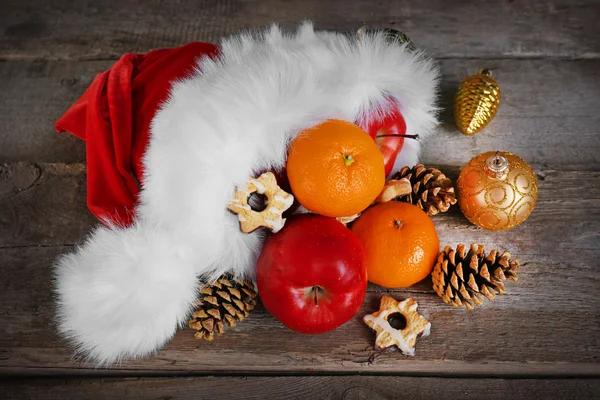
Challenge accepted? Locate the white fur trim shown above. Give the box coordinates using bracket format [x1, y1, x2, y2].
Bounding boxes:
[54, 222, 198, 365]
[54, 22, 439, 364]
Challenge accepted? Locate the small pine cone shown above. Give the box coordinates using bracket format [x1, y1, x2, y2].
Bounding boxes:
[390, 164, 457, 216]
[188, 274, 257, 340]
[432, 244, 519, 310]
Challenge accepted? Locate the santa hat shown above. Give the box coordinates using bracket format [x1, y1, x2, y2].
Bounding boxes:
[54, 22, 439, 364]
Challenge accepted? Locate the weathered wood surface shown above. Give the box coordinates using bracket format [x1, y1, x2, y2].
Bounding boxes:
[1, 249, 598, 376]
[0, 61, 98, 163]
[2, 376, 600, 400]
[0, 163, 95, 247]
[1, 0, 599, 61]
[3, 163, 599, 249]
[1, 163, 599, 376]
[2, 59, 600, 166]
[1, 0, 600, 391]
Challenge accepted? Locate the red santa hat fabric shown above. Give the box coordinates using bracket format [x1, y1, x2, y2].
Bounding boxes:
[56, 42, 219, 226]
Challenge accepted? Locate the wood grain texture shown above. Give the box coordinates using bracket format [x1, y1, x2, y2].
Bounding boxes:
[425, 59, 600, 169]
[3, 162, 599, 250]
[1, 246, 598, 376]
[0, 61, 107, 163]
[1, 59, 599, 166]
[0, 163, 599, 376]
[1, 0, 599, 60]
[2, 376, 600, 400]
[0, 163, 96, 247]
[1, 0, 599, 383]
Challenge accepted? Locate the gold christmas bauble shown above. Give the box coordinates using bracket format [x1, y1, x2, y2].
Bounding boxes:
[454, 69, 501, 135]
[457, 151, 538, 230]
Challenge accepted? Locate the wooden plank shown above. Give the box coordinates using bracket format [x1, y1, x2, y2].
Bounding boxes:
[1, 0, 599, 60]
[2, 162, 599, 248]
[1, 59, 599, 166]
[1, 376, 600, 400]
[424, 59, 600, 170]
[0, 61, 109, 163]
[0, 171, 599, 378]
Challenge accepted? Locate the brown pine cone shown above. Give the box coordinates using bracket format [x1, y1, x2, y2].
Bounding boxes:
[389, 164, 457, 216]
[432, 244, 519, 310]
[188, 275, 257, 341]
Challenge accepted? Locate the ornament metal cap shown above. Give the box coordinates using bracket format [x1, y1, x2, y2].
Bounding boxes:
[479, 68, 492, 76]
[484, 151, 509, 179]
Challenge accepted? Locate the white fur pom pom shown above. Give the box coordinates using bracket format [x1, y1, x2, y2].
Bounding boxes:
[54, 222, 198, 365]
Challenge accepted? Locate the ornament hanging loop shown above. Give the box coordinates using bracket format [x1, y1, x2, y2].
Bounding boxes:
[484, 151, 509, 179]
[479, 68, 492, 76]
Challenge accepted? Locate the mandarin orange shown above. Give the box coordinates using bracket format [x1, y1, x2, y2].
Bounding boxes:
[286, 119, 385, 217]
[351, 202, 439, 288]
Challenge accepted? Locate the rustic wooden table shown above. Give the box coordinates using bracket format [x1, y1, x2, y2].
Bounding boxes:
[1, 0, 599, 399]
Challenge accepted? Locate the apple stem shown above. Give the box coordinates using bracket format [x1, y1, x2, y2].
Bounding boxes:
[313, 286, 319, 306]
[377, 134, 420, 140]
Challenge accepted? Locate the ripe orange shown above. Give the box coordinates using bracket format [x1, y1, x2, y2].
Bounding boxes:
[286, 119, 385, 217]
[351, 202, 439, 288]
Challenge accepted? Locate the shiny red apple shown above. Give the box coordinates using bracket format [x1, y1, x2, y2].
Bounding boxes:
[256, 214, 367, 334]
[359, 99, 408, 177]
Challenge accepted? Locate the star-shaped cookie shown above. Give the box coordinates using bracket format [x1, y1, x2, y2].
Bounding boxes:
[363, 296, 431, 355]
[227, 172, 294, 233]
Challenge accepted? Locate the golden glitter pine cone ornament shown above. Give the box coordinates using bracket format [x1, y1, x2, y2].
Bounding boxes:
[432, 244, 519, 310]
[454, 69, 501, 135]
[188, 275, 257, 341]
[382, 164, 457, 216]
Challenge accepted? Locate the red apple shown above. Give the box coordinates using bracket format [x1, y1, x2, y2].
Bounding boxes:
[359, 99, 408, 177]
[256, 214, 367, 334]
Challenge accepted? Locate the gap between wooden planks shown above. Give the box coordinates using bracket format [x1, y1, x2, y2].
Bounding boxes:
[0, 162, 598, 377]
